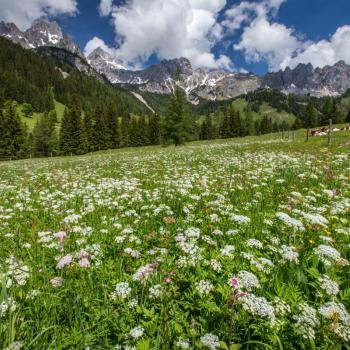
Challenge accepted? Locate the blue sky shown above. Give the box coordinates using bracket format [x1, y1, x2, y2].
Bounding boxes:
[1, 0, 350, 74]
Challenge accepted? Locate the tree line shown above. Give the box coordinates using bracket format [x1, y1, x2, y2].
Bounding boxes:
[1, 83, 349, 160]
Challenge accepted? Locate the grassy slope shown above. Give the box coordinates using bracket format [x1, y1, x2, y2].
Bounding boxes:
[18, 100, 65, 130]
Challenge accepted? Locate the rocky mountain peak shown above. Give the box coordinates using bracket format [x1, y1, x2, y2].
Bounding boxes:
[0, 19, 82, 56]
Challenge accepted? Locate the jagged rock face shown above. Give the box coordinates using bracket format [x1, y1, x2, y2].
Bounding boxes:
[87, 47, 126, 83]
[88, 49, 261, 101]
[262, 61, 350, 97]
[37, 46, 104, 82]
[2, 19, 350, 101]
[0, 22, 31, 48]
[0, 19, 82, 57]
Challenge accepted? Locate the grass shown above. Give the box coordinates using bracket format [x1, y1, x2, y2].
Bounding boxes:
[0, 130, 349, 349]
[18, 100, 66, 130]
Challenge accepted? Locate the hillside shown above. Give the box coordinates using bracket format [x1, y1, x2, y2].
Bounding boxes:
[0, 37, 151, 117]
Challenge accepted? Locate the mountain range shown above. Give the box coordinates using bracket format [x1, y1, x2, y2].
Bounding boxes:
[1, 19, 350, 104]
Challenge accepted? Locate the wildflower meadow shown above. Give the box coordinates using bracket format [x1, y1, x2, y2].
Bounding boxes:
[1, 131, 350, 350]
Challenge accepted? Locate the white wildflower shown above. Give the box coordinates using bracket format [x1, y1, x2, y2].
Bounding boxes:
[200, 333, 220, 350]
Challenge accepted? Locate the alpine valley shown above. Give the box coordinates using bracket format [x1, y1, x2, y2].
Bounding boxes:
[2, 19, 350, 106]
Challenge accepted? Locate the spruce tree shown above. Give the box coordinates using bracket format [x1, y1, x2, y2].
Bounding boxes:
[259, 115, 272, 134]
[22, 103, 34, 118]
[321, 97, 333, 125]
[59, 96, 84, 155]
[163, 84, 188, 146]
[243, 105, 255, 136]
[330, 99, 344, 124]
[304, 102, 318, 128]
[33, 113, 58, 157]
[346, 109, 350, 123]
[121, 114, 131, 148]
[229, 109, 242, 137]
[148, 113, 161, 145]
[44, 87, 55, 113]
[219, 112, 230, 138]
[0, 101, 27, 159]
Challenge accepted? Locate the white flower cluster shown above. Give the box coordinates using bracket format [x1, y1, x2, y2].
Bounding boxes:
[4, 342, 22, 350]
[231, 214, 250, 225]
[241, 253, 274, 274]
[176, 337, 190, 349]
[232, 270, 261, 291]
[293, 303, 319, 340]
[318, 275, 339, 296]
[319, 302, 350, 341]
[220, 245, 235, 258]
[5, 256, 30, 287]
[240, 294, 276, 326]
[149, 284, 162, 299]
[196, 280, 214, 296]
[276, 212, 304, 231]
[246, 239, 263, 250]
[110, 282, 132, 300]
[314, 245, 341, 265]
[124, 248, 141, 259]
[273, 297, 291, 316]
[200, 333, 220, 350]
[129, 326, 144, 339]
[0, 297, 16, 317]
[279, 245, 299, 264]
[50, 276, 63, 288]
[210, 259, 222, 273]
[132, 264, 154, 283]
[301, 213, 329, 227]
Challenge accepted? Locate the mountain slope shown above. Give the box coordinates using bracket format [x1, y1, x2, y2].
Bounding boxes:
[0, 37, 150, 117]
[2, 19, 350, 103]
[0, 19, 82, 56]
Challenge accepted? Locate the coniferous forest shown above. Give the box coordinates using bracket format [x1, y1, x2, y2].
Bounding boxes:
[0, 37, 349, 160]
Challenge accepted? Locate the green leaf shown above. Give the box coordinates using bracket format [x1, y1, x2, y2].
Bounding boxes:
[137, 339, 150, 350]
[230, 345, 242, 350]
[220, 341, 228, 349]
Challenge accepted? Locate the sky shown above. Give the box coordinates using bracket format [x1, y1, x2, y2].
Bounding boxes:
[0, 0, 350, 74]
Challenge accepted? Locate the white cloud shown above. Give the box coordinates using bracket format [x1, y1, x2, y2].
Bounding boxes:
[96, 0, 232, 70]
[0, 0, 78, 30]
[223, 0, 300, 71]
[223, 0, 286, 32]
[282, 25, 350, 69]
[98, 0, 113, 17]
[226, 0, 350, 72]
[84, 36, 116, 57]
[234, 17, 301, 71]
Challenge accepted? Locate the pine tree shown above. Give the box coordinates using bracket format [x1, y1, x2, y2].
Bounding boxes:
[33, 113, 58, 157]
[0, 101, 27, 159]
[200, 120, 208, 140]
[93, 104, 109, 151]
[292, 118, 304, 130]
[229, 108, 242, 137]
[163, 85, 188, 146]
[83, 111, 95, 152]
[259, 115, 272, 135]
[321, 97, 333, 125]
[121, 114, 131, 148]
[148, 113, 161, 145]
[346, 109, 350, 123]
[219, 112, 230, 138]
[243, 105, 255, 136]
[304, 101, 318, 128]
[329, 99, 344, 124]
[22, 103, 34, 118]
[44, 87, 55, 113]
[59, 96, 84, 155]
